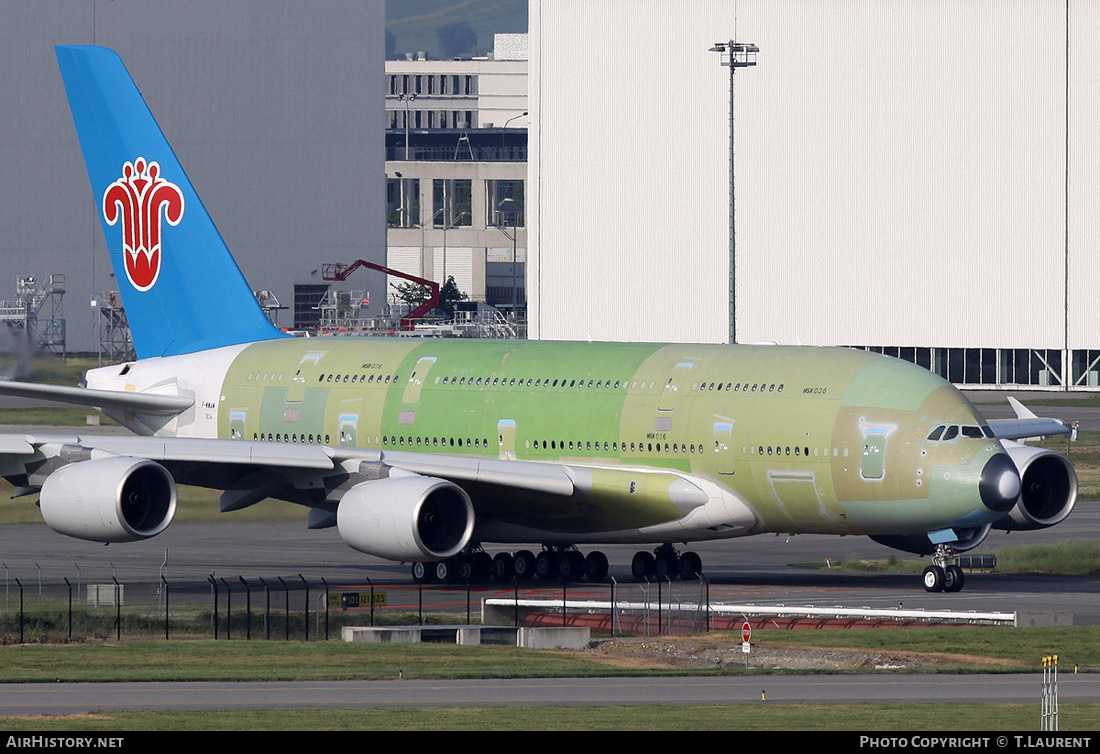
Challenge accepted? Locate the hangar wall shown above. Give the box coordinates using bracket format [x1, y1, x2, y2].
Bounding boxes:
[529, 0, 1099, 386]
[0, 1, 385, 353]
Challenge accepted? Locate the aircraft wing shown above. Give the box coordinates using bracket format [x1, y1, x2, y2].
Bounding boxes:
[0, 380, 192, 416]
[0, 432, 723, 557]
[987, 418, 1070, 440]
[986, 396, 1070, 440]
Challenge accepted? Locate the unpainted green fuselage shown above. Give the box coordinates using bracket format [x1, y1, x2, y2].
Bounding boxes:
[92, 337, 1008, 544]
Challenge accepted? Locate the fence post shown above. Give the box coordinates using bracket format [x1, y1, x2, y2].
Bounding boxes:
[259, 578, 271, 640]
[239, 577, 251, 640]
[112, 576, 121, 641]
[299, 575, 309, 642]
[162, 576, 169, 640]
[561, 579, 567, 628]
[208, 575, 219, 640]
[610, 579, 617, 636]
[321, 578, 329, 640]
[277, 577, 289, 640]
[15, 578, 23, 644]
[64, 577, 72, 641]
[705, 578, 711, 632]
[219, 578, 232, 640]
[365, 576, 374, 627]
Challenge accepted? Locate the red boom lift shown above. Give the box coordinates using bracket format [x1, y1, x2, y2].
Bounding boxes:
[321, 260, 440, 331]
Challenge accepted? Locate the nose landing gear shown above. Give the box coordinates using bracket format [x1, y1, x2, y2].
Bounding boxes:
[922, 544, 965, 593]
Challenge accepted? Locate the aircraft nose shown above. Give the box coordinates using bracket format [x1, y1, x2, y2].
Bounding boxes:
[978, 452, 1020, 514]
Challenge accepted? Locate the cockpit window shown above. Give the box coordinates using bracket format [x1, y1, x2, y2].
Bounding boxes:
[982, 426, 996, 439]
[942, 425, 959, 441]
[961, 426, 984, 439]
[927, 426, 945, 441]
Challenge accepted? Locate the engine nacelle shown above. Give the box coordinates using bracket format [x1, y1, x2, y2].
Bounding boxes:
[336, 475, 474, 561]
[871, 524, 991, 556]
[39, 457, 177, 543]
[997, 442, 1077, 531]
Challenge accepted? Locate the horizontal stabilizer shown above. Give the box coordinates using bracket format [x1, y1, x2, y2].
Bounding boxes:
[0, 380, 193, 416]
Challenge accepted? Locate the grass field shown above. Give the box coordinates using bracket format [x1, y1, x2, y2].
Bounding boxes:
[4, 703, 1098, 731]
[3, 627, 1098, 681]
[1, 633, 1098, 730]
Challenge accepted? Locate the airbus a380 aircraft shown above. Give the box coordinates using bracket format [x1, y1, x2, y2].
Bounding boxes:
[0, 46, 1076, 592]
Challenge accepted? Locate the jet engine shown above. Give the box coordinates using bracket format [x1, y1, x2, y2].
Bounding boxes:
[39, 456, 177, 543]
[997, 441, 1077, 531]
[336, 475, 474, 561]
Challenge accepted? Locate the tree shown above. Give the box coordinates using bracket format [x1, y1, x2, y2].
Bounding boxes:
[389, 276, 467, 317]
[390, 281, 430, 311]
[438, 275, 468, 317]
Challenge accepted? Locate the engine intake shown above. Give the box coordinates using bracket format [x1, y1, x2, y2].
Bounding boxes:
[336, 475, 474, 561]
[999, 442, 1078, 530]
[40, 457, 176, 543]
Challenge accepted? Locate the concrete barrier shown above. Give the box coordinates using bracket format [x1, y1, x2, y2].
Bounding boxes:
[518, 626, 590, 649]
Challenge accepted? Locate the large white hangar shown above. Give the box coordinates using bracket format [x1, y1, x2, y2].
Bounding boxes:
[528, 0, 1100, 388]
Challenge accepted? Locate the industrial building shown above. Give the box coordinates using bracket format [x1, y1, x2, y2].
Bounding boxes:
[384, 35, 528, 319]
[528, 0, 1100, 388]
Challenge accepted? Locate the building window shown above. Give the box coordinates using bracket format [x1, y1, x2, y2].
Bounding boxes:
[487, 180, 525, 227]
[433, 179, 472, 227]
[387, 178, 419, 228]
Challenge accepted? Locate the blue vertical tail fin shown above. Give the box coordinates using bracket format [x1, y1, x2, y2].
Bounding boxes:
[55, 45, 289, 359]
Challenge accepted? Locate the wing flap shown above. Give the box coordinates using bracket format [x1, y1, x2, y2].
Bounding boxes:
[372, 449, 576, 497]
[18, 434, 334, 469]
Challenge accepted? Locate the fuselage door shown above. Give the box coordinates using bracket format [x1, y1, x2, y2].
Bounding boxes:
[657, 362, 694, 412]
[861, 429, 887, 481]
[498, 419, 517, 460]
[402, 356, 437, 405]
[339, 413, 358, 447]
[286, 352, 325, 403]
[713, 421, 735, 475]
[229, 410, 246, 440]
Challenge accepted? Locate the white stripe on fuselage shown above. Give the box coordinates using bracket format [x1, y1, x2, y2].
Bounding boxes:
[83, 344, 247, 438]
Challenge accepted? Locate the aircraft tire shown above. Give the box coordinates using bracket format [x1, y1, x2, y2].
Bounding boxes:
[944, 565, 965, 593]
[678, 551, 702, 580]
[922, 565, 945, 592]
[456, 556, 474, 583]
[584, 551, 609, 582]
[513, 550, 537, 580]
[434, 559, 454, 584]
[411, 561, 430, 584]
[535, 550, 559, 580]
[631, 551, 655, 580]
[468, 552, 492, 583]
[654, 552, 678, 580]
[491, 552, 514, 581]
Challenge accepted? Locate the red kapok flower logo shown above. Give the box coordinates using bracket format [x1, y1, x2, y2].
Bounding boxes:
[102, 158, 185, 292]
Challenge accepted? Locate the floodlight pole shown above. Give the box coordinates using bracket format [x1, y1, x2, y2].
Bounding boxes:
[709, 41, 758, 345]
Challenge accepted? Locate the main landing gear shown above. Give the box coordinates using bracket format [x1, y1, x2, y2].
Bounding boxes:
[411, 545, 610, 584]
[922, 544, 965, 593]
[410, 543, 703, 584]
[630, 544, 702, 581]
